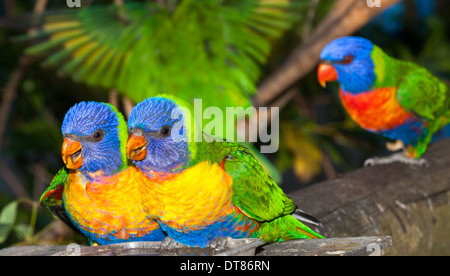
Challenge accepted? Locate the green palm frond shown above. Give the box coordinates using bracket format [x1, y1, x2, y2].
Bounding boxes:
[24, 0, 306, 110]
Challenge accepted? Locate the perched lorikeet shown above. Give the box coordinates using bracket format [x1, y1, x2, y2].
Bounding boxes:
[125, 95, 323, 248]
[40, 101, 165, 245]
[317, 36, 450, 165]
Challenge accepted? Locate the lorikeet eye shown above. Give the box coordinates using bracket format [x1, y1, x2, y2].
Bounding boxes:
[160, 125, 171, 137]
[343, 55, 354, 64]
[92, 129, 104, 141]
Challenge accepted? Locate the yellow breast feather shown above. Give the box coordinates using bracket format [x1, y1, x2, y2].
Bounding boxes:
[64, 166, 158, 239]
[142, 161, 235, 229]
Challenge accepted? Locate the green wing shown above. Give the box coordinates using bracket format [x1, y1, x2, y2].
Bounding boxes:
[23, 0, 304, 110]
[396, 64, 448, 121]
[40, 167, 67, 209]
[40, 167, 79, 233]
[222, 145, 296, 222]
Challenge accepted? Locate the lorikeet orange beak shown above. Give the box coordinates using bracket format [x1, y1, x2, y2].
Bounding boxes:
[126, 133, 148, 161]
[62, 138, 83, 169]
[317, 63, 338, 87]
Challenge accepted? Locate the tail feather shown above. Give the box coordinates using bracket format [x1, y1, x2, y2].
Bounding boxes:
[259, 215, 324, 242]
[292, 208, 324, 228]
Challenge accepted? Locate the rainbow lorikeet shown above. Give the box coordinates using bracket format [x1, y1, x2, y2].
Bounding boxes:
[40, 102, 165, 245]
[317, 36, 450, 166]
[125, 95, 324, 248]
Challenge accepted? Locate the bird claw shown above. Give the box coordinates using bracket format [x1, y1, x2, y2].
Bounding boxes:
[364, 153, 429, 167]
[363, 158, 376, 167]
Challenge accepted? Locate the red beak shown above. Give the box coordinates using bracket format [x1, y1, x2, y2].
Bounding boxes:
[317, 63, 338, 87]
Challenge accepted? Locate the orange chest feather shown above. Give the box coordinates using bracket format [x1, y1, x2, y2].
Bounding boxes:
[339, 87, 414, 131]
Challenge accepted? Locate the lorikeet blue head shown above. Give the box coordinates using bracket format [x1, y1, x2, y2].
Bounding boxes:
[318, 36, 376, 94]
[61, 102, 128, 177]
[126, 96, 194, 173]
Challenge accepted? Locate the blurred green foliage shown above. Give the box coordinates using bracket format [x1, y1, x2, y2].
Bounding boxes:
[0, 0, 449, 247]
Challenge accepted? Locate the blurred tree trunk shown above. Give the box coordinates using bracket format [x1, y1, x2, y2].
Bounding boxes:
[289, 139, 450, 256]
[0, 0, 48, 198]
[0, 0, 47, 149]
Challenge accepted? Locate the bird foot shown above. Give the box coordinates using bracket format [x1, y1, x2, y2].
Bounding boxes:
[159, 236, 183, 250]
[364, 152, 429, 167]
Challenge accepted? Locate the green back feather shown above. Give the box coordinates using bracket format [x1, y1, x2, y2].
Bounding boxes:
[373, 45, 449, 122]
[105, 103, 129, 171]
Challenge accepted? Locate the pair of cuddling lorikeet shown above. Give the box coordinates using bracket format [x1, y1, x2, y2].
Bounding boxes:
[40, 96, 324, 247]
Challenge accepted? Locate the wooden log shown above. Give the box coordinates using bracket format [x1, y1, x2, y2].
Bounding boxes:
[0, 237, 391, 256]
[288, 139, 450, 256]
[256, 236, 392, 256]
[0, 245, 68, 256]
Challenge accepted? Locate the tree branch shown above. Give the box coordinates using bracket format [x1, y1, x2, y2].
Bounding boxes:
[0, 159, 27, 198]
[301, 0, 320, 41]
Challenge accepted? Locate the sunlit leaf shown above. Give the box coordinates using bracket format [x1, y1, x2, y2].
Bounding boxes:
[0, 200, 18, 244]
[0, 200, 18, 226]
[23, 1, 305, 113]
